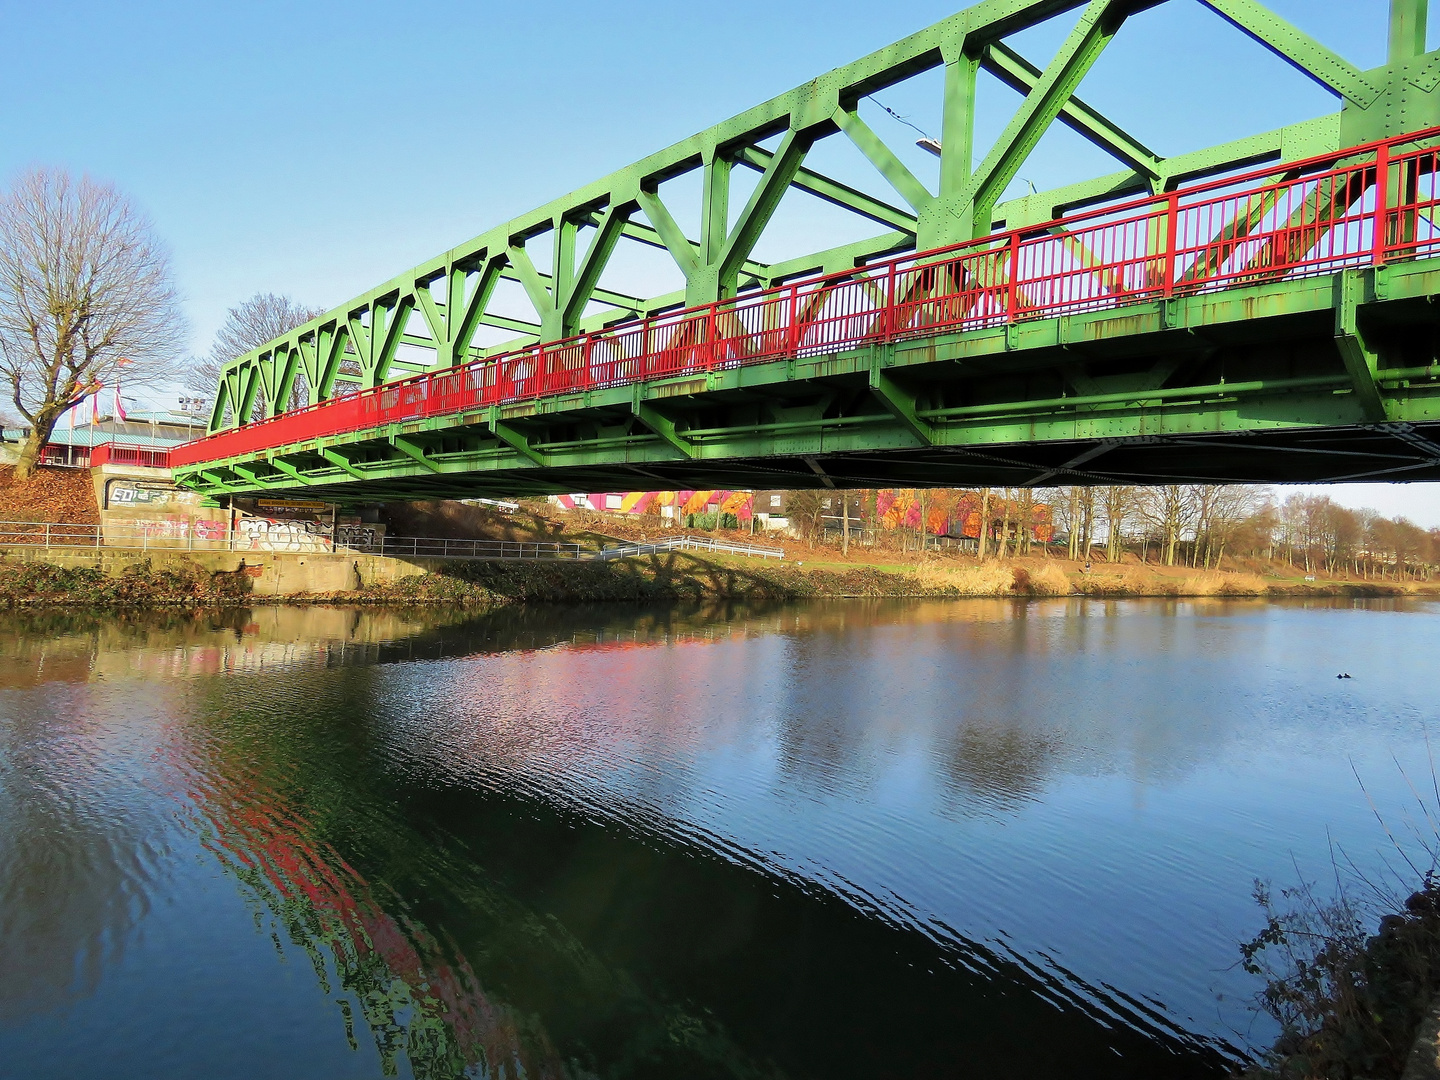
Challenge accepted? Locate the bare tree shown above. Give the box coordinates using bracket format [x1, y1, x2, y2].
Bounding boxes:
[1138, 485, 1195, 566]
[1100, 486, 1138, 562]
[185, 292, 323, 410]
[0, 169, 183, 480]
[1198, 485, 1265, 567]
[786, 489, 827, 547]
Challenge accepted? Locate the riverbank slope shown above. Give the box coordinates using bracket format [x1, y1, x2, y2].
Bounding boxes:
[0, 546, 1428, 608]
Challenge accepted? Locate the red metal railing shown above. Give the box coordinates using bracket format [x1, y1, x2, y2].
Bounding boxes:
[173, 125, 1440, 470]
[91, 443, 173, 468]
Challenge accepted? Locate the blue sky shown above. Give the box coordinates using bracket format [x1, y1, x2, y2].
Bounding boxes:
[4, 0, 1435, 522]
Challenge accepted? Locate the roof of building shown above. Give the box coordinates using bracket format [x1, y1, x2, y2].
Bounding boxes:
[69, 430, 192, 449]
[3, 416, 205, 450]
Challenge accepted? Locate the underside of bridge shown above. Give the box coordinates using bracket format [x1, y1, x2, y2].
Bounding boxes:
[175, 0, 1440, 503]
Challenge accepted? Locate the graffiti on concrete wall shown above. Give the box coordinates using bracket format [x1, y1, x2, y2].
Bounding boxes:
[107, 480, 191, 508]
[235, 516, 382, 552]
[336, 524, 379, 549]
[238, 516, 334, 552]
[106, 516, 231, 543]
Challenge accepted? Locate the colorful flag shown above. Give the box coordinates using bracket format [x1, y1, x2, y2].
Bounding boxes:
[92, 383, 102, 425]
[113, 383, 127, 422]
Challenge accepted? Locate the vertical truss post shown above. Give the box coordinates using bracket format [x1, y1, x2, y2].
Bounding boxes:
[551, 214, 577, 338]
[317, 323, 350, 401]
[365, 295, 412, 388]
[700, 149, 731, 269]
[1374, 140, 1392, 265]
[1390, 0, 1428, 65]
[562, 200, 633, 336]
[235, 366, 259, 425]
[443, 264, 468, 366]
[456, 257, 504, 357]
[269, 345, 299, 416]
[925, 35, 980, 248]
[717, 128, 812, 292]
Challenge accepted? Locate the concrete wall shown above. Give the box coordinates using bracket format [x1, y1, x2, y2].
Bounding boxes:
[95, 465, 230, 545]
[0, 545, 437, 596]
[92, 469, 388, 555]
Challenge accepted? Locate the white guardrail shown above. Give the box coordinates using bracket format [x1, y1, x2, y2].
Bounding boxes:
[0, 522, 784, 562]
[589, 535, 786, 561]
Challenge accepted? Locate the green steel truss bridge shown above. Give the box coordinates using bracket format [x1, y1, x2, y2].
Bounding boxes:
[176, 0, 1440, 501]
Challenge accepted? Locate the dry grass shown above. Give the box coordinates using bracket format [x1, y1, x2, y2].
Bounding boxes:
[1177, 570, 1268, 596]
[1021, 561, 1073, 595]
[1075, 566, 1270, 596]
[909, 561, 1016, 595]
[908, 559, 1075, 596]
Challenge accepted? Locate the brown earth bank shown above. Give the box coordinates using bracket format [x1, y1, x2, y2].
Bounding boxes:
[0, 549, 1430, 609]
[0, 465, 98, 524]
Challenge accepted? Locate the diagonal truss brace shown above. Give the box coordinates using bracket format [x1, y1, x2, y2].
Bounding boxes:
[1198, 0, 1381, 106]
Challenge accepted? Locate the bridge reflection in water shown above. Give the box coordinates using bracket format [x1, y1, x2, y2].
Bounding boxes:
[6, 599, 1436, 1077]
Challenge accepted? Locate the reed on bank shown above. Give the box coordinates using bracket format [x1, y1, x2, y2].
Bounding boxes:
[1238, 762, 1440, 1080]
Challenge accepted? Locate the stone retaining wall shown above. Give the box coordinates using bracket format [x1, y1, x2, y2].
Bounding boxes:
[0, 545, 435, 596]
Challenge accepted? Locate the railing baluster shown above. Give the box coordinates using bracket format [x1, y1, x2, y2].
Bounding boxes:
[1163, 192, 1180, 298]
[1374, 141, 1391, 265]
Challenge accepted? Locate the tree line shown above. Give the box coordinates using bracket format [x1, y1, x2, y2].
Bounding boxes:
[785, 485, 1440, 579]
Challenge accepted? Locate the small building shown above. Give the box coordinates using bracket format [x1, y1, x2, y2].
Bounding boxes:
[2, 409, 208, 469]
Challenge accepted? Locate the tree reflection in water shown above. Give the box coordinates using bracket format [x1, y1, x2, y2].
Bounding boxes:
[0, 599, 1334, 1077]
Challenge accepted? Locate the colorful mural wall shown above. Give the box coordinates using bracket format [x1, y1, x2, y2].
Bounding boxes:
[552, 491, 754, 520]
[876, 490, 1054, 541]
[552, 489, 1052, 542]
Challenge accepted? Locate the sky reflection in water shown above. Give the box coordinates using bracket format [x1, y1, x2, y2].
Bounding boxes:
[0, 598, 1436, 1079]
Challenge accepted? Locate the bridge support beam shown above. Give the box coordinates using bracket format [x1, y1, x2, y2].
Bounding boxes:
[267, 458, 308, 485]
[486, 410, 547, 466]
[320, 447, 367, 479]
[1335, 271, 1388, 424]
[631, 397, 695, 458]
[391, 435, 441, 472]
[869, 366, 935, 447]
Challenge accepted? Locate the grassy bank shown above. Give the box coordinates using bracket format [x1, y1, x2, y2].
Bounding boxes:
[0, 549, 1429, 609]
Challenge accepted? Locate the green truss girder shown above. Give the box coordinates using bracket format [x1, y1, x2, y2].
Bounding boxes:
[177, 255, 1440, 498]
[193, 0, 1440, 492]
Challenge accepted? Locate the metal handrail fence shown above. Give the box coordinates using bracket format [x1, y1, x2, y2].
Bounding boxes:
[352, 535, 589, 560]
[0, 520, 232, 552]
[172, 124, 1440, 469]
[91, 444, 173, 468]
[0, 521, 785, 561]
[589, 535, 786, 561]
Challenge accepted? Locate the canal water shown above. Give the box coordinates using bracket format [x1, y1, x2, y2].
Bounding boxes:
[1, 598, 1438, 1078]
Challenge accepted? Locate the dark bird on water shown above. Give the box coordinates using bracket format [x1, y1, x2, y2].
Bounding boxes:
[1337, 673, 1353, 679]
